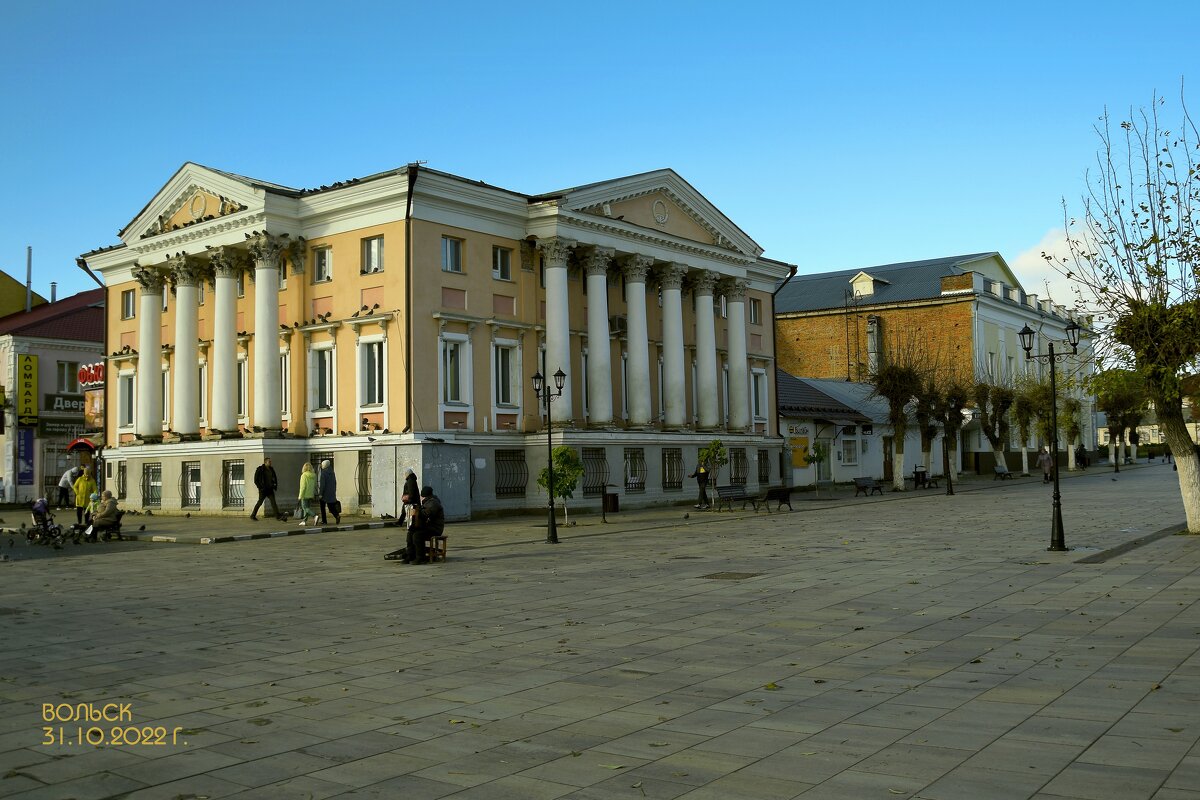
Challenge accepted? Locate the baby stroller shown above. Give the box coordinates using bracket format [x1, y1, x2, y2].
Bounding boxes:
[28, 498, 66, 549]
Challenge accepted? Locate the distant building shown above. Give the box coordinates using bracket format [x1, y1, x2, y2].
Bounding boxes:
[0, 268, 46, 319]
[774, 253, 1097, 473]
[80, 163, 793, 517]
[0, 288, 105, 502]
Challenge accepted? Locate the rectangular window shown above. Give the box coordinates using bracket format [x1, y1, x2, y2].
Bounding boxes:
[181, 461, 201, 507]
[119, 373, 135, 427]
[198, 283, 205, 305]
[623, 448, 647, 494]
[749, 298, 762, 325]
[121, 289, 136, 319]
[757, 449, 771, 483]
[314, 349, 334, 411]
[494, 344, 516, 405]
[279, 353, 290, 415]
[162, 285, 169, 312]
[361, 341, 384, 405]
[752, 371, 767, 419]
[117, 461, 127, 500]
[663, 448, 684, 491]
[495, 449, 528, 498]
[492, 246, 512, 280]
[361, 236, 384, 274]
[222, 459, 245, 508]
[57, 361, 80, 393]
[442, 237, 463, 273]
[356, 450, 372, 504]
[161, 368, 169, 425]
[198, 363, 207, 424]
[237, 271, 245, 298]
[443, 340, 463, 403]
[582, 448, 609, 497]
[729, 448, 748, 485]
[841, 438, 858, 466]
[236, 357, 247, 418]
[313, 248, 332, 282]
[142, 463, 162, 508]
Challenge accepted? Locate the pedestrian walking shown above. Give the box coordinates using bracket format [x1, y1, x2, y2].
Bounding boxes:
[317, 459, 340, 524]
[297, 462, 317, 526]
[57, 466, 79, 509]
[688, 462, 710, 509]
[72, 467, 97, 526]
[249, 457, 281, 521]
[1037, 447, 1053, 484]
[400, 468, 419, 524]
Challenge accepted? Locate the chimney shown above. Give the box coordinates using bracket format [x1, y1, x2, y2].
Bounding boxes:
[50, 282, 57, 303]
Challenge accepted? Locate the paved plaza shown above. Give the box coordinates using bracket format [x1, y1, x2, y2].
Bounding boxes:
[1, 463, 1198, 799]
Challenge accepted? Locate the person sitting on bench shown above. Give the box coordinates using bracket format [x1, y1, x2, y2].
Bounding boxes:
[401, 486, 444, 565]
[89, 490, 122, 541]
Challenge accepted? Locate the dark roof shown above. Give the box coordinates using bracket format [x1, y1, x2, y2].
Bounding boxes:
[776, 369, 870, 422]
[0, 288, 105, 342]
[775, 253, 995, 313]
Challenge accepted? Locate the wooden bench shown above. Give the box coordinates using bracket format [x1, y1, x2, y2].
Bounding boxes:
[994, 464, 1014, 480]
[763, 486, 793, 511]
[854, 477, 885, 496]
[714, 485, 759, 512]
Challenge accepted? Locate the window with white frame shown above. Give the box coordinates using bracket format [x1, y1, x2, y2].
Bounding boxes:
[237, 272, 245, 298]
[161, 367, 170, 425]
[198, 283, 205, 305]
[162, 285, 169, 312]
[493, 342, 518, 406]
[360, 340, 385, 406]
[121, 289, 136, 319]
[749, 297, 762, 325]
[312, 347, 334, 411]
[279, 353, 290, 416]
[713, 295, 727, 318]
[841, 437, 858, 466]
[198, 363, 207, 424]
[658, 358, 665, 416]
[621, 355, 629, 420]
[361, 236, 384, 274]
[442, 337, 467, 403]
[493, 246, 512, 280]
[57, 361, 79, 393]
[582, 351, 589, 417]
[118, 372, 135, 427]
[313, 248, 332, 283]
[236, 357, 247, 419]
[442, 237, 463, 273]
[752, 370, 767, 419]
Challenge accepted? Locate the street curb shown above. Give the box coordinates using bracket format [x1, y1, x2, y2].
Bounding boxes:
[115, 520, 395, 545]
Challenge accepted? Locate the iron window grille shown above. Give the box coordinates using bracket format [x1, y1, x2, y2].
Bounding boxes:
[117, 461, 127, 500]
[662, 448, 684, 491]
[757, 449, 771, 484]
[222, 459, 245, 509]
[141, 463, 162, 508]
[180, 461, 201, 507]
[623, 448, 647, 494]
[494, 449, 528, 498]
[582, 448, 609, 497]
[729, 448, 748, 486]
[310, 452, 334, 471]
[356, 450, 372, 504]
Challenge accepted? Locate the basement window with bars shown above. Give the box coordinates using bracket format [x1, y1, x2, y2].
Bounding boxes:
[582, 448, 609, 497]
[356, 450, 372, 504]
[222, 459, 245, 509]
[494, 449, 528, 498]
[729, 448, 748, 486]
[662, 448, 683, 491]
[757, 449, 771, 484]
[141, 463, 162, 508]
[623, 448, 647, 494]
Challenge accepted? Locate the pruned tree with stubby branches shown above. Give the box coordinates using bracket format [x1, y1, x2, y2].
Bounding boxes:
[869, 332, 925, 491]
[1011, 385, 1038, 476]
[973, 382, 1016, 472]
[1045, 89, 1200, 531]
[1090, 368, 1148, 473]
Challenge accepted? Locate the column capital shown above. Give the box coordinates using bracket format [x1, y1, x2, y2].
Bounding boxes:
[287, 237, 308, 276]
[207, 245, 247, 280]
[620, 254, 655, 283]
[246, 231, 289, 269]
[132, 264, 166, 292]
[583, 246, 615, 277]
[688, 269, 720, 296]
[536, 236, 576, 267]
[166, 254, 204, 288]
[720, 278, 748, 302]
[657, 262, 688, 290]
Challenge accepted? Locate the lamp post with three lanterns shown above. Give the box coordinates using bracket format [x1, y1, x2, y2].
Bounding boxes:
[1018, 319, 1081, 552]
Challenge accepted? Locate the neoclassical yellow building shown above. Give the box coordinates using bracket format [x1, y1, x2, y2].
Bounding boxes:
[81, 163, 794, 518]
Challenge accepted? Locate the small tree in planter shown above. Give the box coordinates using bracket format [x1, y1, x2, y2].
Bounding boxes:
[697, 440, 728, 483]
[808, 441, 830, 497]
[537, 445, 584, 525]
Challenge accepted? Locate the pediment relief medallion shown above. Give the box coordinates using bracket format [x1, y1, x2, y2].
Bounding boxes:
[142, 186, 249, 239]
[576, 189, 731, 250]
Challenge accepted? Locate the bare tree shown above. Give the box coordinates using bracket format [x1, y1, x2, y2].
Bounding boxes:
[1011, 384, 1038, 476]
[1046, 90, 1200, 530]
[869, 332, 925, 491]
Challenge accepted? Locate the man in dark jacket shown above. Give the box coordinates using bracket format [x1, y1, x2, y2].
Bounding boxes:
[688, 463, 710, 509]
[317, 459, 340, 524]
[403, 486, 445, 564]
[250, 457, 281, 521]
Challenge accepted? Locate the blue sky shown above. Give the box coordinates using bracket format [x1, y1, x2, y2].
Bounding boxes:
[2, 0, 1196, 303]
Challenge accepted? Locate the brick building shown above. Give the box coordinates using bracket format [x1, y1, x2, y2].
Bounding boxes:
[775, 253, 1096, 473]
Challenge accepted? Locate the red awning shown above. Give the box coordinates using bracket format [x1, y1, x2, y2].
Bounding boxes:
[66, 437, 97, 452]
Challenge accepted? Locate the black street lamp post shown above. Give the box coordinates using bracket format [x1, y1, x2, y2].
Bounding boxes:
[1018, 320, 1081, 552]
[532, 356, 566, 544]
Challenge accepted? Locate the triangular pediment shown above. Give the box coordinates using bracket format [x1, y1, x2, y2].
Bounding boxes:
[559, 169, 762, 257]
[119, 163, 266, 245]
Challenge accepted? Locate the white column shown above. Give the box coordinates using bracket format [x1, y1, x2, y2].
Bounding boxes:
[584, 247, 615, 426]
[209, 247, 241, 433]
[623, 255, 654, 427]
[168, 255, 201, 437]
[133, 266, 165, 442]
[248, 232, 285, 431]
[537, 237, 575, 425]
[692, 271, 720, 429]
[660, 263, 688, 429]
[726, 279, 750, 430]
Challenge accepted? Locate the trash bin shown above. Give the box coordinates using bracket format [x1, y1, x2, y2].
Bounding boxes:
[603, 492, 619, 513]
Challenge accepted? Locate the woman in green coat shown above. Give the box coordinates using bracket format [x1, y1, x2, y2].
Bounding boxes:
[297, 462, 318, 526]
